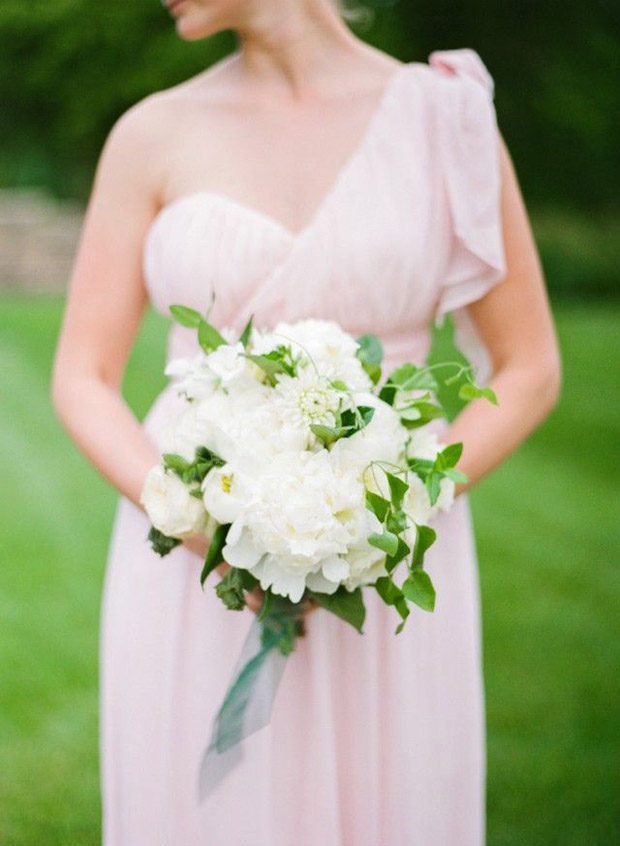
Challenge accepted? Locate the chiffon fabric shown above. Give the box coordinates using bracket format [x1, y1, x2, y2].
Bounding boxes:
[101, 48, 507, 845]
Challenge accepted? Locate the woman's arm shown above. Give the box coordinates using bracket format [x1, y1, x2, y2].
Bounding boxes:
[52, 100, 233, 578]
[446, 132, 562, 490]
[51, 102, 169, 508]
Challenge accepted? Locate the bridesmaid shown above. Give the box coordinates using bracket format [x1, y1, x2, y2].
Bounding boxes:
[52, 0, 561, 843]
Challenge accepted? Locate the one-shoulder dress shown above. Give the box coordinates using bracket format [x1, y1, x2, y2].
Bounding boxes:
[101, 48, 507, 846]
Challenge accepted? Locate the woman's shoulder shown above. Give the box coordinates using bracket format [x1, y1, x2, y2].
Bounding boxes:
[104, 56, 236, 152]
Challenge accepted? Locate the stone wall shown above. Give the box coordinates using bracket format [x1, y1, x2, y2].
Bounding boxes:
[0, 189, 83, 292]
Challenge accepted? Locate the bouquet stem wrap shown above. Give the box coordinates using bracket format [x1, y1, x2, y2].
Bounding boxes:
[198, 597, 302, 802]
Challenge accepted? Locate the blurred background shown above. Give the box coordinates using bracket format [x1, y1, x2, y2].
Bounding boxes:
[0, 1, 618, 844]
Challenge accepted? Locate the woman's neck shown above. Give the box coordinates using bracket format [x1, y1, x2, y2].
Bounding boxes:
[231, 0, 363, 97]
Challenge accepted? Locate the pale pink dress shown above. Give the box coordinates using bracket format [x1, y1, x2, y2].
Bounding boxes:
[101, 49, 507, 845]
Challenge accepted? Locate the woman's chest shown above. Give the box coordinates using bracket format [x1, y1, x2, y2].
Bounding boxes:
[144, 71, 451, 333]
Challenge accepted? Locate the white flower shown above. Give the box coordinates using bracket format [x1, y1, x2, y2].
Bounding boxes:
[161, 393, 234, 462]
[274, 319, 359, 363]
[273, 319, 371, 390]
[165, 354, 217, 401]
[204, 342, 246, 385]
[220, 450, 365, 600]
[343, 544, 388, 591]
[403, 473, 455, 526]
[407, 429, 442, 461]
[331, 393, 405, 476]
[248, 328, 281, 356]
[201, 465, 251, 525]
[141, 465, 207, 539]
[273, 369, 341, 431]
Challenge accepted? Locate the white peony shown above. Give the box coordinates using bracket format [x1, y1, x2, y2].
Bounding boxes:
[141, 465, 207, 539]
[220, 450, 368, 600]
[272, 319, 371, 390]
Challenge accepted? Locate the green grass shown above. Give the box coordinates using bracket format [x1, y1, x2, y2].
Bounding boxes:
[1, 296, 618, 845]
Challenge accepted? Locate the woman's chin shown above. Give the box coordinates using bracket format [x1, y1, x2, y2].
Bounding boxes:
[175, 15, 220, 42]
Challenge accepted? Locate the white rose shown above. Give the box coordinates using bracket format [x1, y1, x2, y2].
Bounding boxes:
[141, 465, 207, 539]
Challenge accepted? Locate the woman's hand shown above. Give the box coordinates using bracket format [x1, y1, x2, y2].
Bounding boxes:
[244, 585, 319, 620]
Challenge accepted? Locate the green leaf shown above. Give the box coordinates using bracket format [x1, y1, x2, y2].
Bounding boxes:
[378, 382, 397, 406]
[356, 334, 383, 385]
[214, 567, 246, 610]
[387, 363, 438, 392]
[368, 530, 399, 557]
[365, 490, 390, 523]
[385, 537, 410, 572]
[386, 509, 408, 535]
[402, 570, 436, 612]
[356, 333, 383, 365]
[147, 526, 182, 557]
[386, 471, 408, 510]
[426, 472, 442, 507]
[310, 423, 352, 446]
[200, 524, 229, 587]
[245, 353, 288, 384]
[398, 406, 422, 422]
[435, 442, 463, 471]
[330, 380, 349, 391]
[357, 405, 376, 428]
[459, 382, 499, 406]
[198, 319, 226, 353]
[162, 453, 191, 475]
[395, 596, 410, 623]
[412, 524, 437, 570]
[169, 305, 202, 328]
[256, 589, 273, 622]
[406, 457, 435, 481]
[400, 401, 446, 428]
[310, 586, 366, 633]
[239, 315, 254, 348]
[374, 576, 403, 605]
[443, 467, 469, 484]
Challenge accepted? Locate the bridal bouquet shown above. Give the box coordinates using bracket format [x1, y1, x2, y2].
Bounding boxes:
[141, 305, 496, 799]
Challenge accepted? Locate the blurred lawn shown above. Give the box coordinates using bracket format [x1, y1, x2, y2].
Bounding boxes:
[0, 295, 618, 845]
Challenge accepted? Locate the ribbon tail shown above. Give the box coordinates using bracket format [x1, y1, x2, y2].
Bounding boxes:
[198, 610, 293, 802]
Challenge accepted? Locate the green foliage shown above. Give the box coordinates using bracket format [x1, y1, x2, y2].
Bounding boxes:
[169, 305, 202, 328]
[147, 526, 181, 557]
[198, 319, 226, 354]
[163, 445, 224, 486]
[309, 585, 366, 633]
[246, 345, 299, 383]
[310, 404, 375, 447]
[200, 523, 229, 587]
[356, 333, 383, 385]
[214, 567, 257, 611]
[239, 315, 254, 348]
[402, 570, 436, 612]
